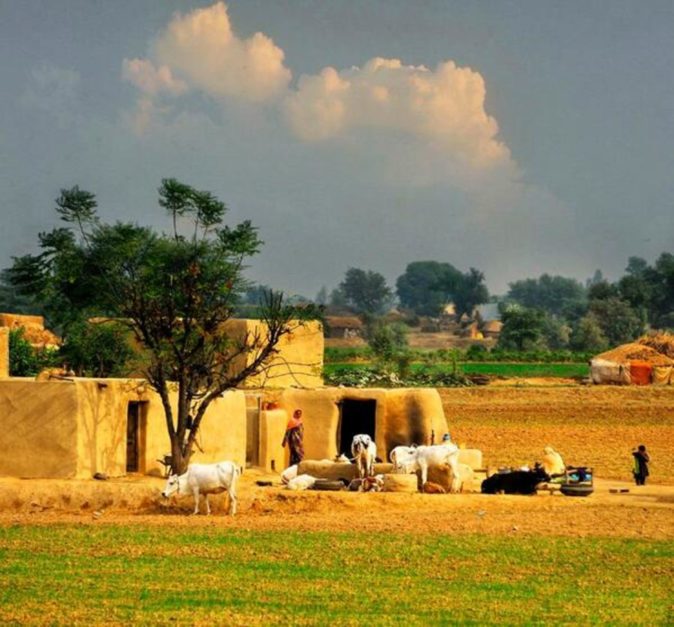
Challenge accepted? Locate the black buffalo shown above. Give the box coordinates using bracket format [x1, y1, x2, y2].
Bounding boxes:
[481, 466, 550, 495]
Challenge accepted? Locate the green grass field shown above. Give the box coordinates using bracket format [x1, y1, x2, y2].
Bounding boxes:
[0, 525, 670, 624]
[324, 362, 589, 379]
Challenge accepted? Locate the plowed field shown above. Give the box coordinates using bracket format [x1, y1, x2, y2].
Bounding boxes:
[439, 385, 674, 483]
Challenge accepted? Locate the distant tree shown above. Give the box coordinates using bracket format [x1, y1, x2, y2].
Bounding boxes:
[396, 261, 461, 316]
[586, 269, 605, 288]
[498, 305, 546, 351]
[0, 270, 42, 318]
[587, 280, 619, 301]
[328, 286, 348, 309]
[452, 268, 490, 319]
[315, 286, 328, 306]
[570, 313, 609, 352]
[364, 319, 410, 377]
[589, 296, 643, 346]
[7, 180, 314, 474]
[507, 274, 586, 317]
[650, 252, 674, 327]
[542, 315, 571, 349]
[339, 268, 393, 315]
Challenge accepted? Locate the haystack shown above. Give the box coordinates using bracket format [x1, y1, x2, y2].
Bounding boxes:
[591, 342, 674, 385]
[638, 333, 674, 359]
[593, 343, 674, 366]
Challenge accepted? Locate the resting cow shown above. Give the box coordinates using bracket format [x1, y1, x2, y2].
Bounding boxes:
[481, 465, 550, 495]
[351, 434, 377, 478]
[162, 461, 240, 515]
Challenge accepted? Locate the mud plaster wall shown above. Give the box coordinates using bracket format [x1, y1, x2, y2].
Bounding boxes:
[275, 387, 449, 462]
[259, 408, 290, 472]
[0, 380, 79, 478]
[0, 328, 8, 379]
[0, 379, 247, 479]
[226, 319, 324, 388]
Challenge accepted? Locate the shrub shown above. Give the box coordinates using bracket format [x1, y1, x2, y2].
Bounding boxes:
[9, 328, 57, 376]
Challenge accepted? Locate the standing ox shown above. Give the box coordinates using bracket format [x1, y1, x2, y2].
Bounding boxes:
[162, 461, 240, 515]
[351, 434, 377, 479]
[398, 442, 462, 493]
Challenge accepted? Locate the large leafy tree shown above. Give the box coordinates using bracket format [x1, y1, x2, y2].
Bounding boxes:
[588, 296, 643, 346]
[497, 305, 546, 351]
[507, 274, 586, 317]
[8, 180, 312, 473]
[339, 267, 393, 315]
[396, 261, 461, 316]
[451, 267, 490, 319]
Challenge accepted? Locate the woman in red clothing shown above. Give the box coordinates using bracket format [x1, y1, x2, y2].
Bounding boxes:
[282, 409, 305, 465]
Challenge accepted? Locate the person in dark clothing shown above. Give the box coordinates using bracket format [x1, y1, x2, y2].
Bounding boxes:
[632, 444, 650, 485]
[282, 409, 305, 465]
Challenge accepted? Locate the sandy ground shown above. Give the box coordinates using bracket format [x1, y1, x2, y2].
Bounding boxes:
[1, 469, 672, 540]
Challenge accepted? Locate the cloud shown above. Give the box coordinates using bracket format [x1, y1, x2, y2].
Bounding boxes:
[285, 57, 511, 170]
[153, 1, 290, 103]
[121, 58, 187, 96]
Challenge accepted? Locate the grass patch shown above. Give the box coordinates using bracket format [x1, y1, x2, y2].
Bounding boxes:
[0, 525, 670, 624]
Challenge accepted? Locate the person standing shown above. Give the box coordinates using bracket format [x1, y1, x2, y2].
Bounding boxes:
[282, 409, 305, 466]
[632, 445, 650, 486]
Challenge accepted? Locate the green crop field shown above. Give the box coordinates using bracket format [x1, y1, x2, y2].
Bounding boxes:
[0, 525, 670, 624]
[323, 362, 589, 379]
[460, 362, 589, 378]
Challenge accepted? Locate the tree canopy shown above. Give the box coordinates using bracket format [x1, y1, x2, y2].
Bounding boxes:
[8, 179, 314, 473]
[339, 267, 393, 315]
[507, 274, 586, 317]
[396, 261, 461, 316]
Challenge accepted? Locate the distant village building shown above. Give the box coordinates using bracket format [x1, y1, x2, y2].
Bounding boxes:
[325, 316, 363, 339]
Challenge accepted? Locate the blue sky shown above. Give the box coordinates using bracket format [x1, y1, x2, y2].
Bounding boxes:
[1, 1, 673, 297]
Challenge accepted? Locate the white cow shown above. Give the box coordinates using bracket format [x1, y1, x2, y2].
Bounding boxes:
[399, 442, 462, 493]
[351, 434, 377, 479]
[389, 445, 418, 473]
[162, 461, 239, 516]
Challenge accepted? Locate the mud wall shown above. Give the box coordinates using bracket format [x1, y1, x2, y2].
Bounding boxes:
[0, 327, 8, 379]
[0, 379, 247, 479]
[274, 387, 449, 462]
[226, 319, 324, 388]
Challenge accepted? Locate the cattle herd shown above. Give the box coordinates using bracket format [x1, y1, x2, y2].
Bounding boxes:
[161, 434, 568, 516]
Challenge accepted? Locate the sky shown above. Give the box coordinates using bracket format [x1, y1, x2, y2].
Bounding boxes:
[1, 1, 673, 298]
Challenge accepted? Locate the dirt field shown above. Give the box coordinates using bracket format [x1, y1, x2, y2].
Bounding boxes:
[440, 385, 674, 484]
[0, 471, 672, 541]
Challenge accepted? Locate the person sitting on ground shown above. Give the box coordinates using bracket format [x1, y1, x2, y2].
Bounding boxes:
[541, 446, 566, 477]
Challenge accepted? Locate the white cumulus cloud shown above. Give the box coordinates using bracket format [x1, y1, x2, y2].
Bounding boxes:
[153, 1, 291, 103]
[121, 58, 187, 96]
[285, 57, 511, 169]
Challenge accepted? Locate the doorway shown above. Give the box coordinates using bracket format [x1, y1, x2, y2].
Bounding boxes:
[338, 399, 376, 457]
[126, 401, 146, 473]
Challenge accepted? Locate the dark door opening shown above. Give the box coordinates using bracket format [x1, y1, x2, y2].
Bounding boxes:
[338, 399, 376, 456]
[126, 401, 146, 473]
